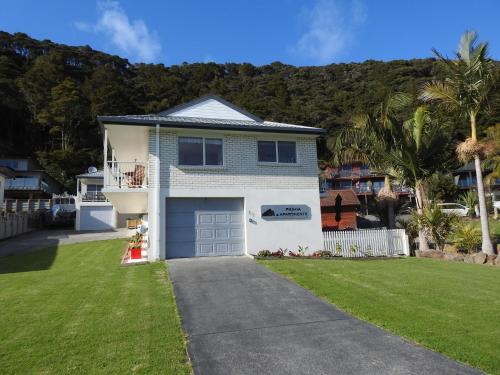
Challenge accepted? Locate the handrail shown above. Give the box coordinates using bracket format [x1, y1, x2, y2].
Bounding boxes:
[105, 161, 148, 188]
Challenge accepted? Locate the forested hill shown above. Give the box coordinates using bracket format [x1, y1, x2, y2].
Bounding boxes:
[0, 31, 497, 190]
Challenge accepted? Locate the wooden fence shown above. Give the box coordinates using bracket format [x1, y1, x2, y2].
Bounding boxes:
[0, 212, 41, 240]
[323, 229, 410, 257]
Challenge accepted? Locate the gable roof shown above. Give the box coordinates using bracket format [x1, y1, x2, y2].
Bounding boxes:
[159, 94, 263, 122]
[321, 189, 361, 207]
[98, 95, 325, 136]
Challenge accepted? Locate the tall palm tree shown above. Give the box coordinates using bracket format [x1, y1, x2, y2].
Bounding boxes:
[383, 106, 453, 251]
[420, 31, 497, 254]
[329, 94, 408, 228]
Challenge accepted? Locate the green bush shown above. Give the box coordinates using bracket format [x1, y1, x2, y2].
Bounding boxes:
[257, 250, 271, 257]
[452, 223, 482, 254]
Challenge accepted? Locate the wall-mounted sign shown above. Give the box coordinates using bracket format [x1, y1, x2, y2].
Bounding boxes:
[261, 205, 311, 220]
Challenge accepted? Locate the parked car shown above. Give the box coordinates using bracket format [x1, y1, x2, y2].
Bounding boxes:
[437, 203, 469, 217]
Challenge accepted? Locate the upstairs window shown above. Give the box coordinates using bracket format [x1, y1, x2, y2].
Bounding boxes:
[178, 137, 223, 166]
[257, 141, 297, 164]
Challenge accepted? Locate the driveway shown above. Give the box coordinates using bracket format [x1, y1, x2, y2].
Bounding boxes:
[0, 228, 132, 257]
[169, 257, 480, 375]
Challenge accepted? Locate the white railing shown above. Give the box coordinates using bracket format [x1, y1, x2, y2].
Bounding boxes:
[323, 229, 410, 257]
[105, 161, 148, 189]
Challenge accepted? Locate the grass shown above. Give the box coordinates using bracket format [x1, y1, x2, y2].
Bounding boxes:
[0, 239, 191, 374]
[258, 258, 500, 374]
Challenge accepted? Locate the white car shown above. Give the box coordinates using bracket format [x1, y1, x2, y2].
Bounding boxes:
[437, 203, 469, 217]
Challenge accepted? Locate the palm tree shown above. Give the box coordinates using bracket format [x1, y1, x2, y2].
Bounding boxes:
[384, 106, 453, 251]
[329, 94, 408, 228]
[420, 31, 497, 254]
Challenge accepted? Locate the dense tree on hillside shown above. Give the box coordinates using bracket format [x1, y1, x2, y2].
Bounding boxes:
[0, 31, 498, 192]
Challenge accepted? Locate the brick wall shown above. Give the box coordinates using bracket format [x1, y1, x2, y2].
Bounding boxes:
[148, 129, 319, 190]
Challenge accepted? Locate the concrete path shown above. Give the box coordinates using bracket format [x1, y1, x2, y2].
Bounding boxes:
[169, 257, 480, 375]
[0, 228, 131, 257]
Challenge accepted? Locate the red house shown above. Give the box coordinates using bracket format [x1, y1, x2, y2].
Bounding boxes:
[320, 189, 360, 230]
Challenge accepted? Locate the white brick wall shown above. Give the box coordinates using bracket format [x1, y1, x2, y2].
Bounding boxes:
[148, 129, 319, 190]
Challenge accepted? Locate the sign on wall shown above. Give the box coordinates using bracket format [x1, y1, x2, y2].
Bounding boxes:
[261, 205, 311, 220]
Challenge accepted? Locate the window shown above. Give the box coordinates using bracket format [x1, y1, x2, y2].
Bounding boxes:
[87, 184, 103, 192]
[257, 141, 297, 164]
[178, 137, 223, 166]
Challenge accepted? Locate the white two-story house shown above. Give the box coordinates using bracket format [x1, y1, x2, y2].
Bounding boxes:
[98, 95, 325, 260]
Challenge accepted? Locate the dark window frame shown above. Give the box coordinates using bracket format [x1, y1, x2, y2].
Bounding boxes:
[257, 140, 297, 164]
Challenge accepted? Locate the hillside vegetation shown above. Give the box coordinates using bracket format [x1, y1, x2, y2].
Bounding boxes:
[0, 31, 498, 190]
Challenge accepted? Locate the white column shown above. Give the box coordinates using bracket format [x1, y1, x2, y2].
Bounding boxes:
[103, 128, 108, 186]
[155, 124, 161, 259]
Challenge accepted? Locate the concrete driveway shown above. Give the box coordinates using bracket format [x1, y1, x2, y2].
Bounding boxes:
[169, 257, 480, 375]
[0, 228, 131, 257]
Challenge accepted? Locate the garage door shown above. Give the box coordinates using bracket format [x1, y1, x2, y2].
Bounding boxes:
[80, 206, 114, 231]
[165, 198, 245, 258]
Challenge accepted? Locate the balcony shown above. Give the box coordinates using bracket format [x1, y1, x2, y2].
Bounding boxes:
[5, 178, 40, 190]
[105, 161, 148, 189]
[81, 191, 108, 202]
[102, 161, 148, 213]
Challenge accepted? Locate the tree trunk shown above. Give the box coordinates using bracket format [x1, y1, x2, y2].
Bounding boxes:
[384, 176, 395, 228]
[470, 113, 493, 255]
[415, 180, 430, 251]
[474, 156, 494, 254]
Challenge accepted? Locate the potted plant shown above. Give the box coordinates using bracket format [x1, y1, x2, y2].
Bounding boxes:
[129, 233, 142, 259]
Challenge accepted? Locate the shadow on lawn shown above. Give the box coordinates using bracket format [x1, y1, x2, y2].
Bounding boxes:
[0, 244, 58, 274]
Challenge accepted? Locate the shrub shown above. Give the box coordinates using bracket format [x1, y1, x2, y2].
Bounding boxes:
[452, 223, 482, 253]
[459, 191, 478, 218]
[297, 245, 309, 256]
[270, 249, 286, 257]
[257, 250, 271, 257]
[410, 203, 458, 251]
[288, 251, 301, 257]
[312, 250, 333, 258]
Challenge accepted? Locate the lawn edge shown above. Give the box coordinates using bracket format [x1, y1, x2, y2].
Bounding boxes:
[164, 260, 194, 375]
[257, 259, 487, 374]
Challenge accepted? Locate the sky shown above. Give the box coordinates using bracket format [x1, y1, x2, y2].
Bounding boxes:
[1, 0, 499, 66]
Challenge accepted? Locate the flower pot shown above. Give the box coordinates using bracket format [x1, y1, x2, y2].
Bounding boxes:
[130, 247, 142, 259]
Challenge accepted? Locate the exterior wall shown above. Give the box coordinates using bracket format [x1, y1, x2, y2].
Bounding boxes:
[146, 128, 323, 260]
[148, 129, 319, 190]
[321, 206, 358, 230]
[0, 175, 5, 213]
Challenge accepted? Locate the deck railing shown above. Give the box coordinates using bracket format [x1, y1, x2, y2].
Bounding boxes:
[323, 228, 410, 257]
[105, 161, 148, 189]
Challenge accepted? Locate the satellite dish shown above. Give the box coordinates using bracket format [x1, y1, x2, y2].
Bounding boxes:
[87, 166, 98, 174]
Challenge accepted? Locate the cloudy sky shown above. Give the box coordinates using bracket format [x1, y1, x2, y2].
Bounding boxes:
[1, 0, 499, 65]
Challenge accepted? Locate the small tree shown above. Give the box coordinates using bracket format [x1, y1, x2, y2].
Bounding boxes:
[412, 203, 458, 251]
[459, 190, 478, 218]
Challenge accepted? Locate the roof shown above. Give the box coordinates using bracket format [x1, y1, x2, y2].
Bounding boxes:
[98, 95, 325, 136]
[320, 189, 361, 207]
[0, 166, 15, 178]
[76, 170, 104, 179]
[454, 161, 491, 173]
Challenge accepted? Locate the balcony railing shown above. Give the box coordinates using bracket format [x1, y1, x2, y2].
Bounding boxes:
[5, 178, 40, 190]
[81, 192, 108, 202]
[105, 161, 148, 189]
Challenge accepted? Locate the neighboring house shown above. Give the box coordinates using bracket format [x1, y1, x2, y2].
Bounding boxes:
[98, 94, 325, 260]
[0, 166, 15, 214]
[75, 169, 137, 231]
[0, 158, 63, 199]
[320, 189, 360, 230]
[454, 161, 500, 192]
[321, 162, 412, 211]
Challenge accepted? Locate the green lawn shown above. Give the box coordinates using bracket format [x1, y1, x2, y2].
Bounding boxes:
[0, 240, 191, 374]
[466, 218, 500, 237]
[259, 258, 500, 374]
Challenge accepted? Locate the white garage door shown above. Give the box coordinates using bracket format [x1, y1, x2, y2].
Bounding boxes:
[80, 206, 114, 231]
[165, 198, 245, 258]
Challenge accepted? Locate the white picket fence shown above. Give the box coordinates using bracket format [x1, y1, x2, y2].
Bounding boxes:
[0, 213, 31, 240]
[323, 229, 410, 257]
